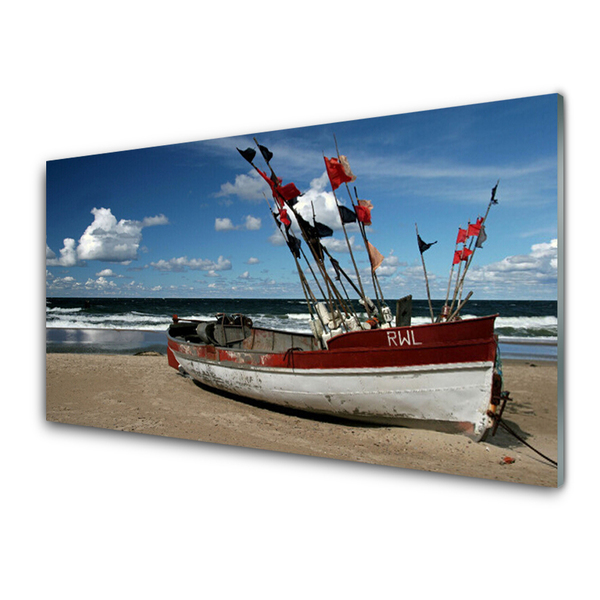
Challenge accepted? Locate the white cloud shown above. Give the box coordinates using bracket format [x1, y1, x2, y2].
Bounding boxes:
[239, 271, 249, 279]
[268, 229, 286, 246]
[215, 215, 262, 231]
[246, 257, 260, 264]
[216, 170, 270, 203]
[429, 238, 558, 298]
[215, 218, 235, 231]
[322, 235, 356, 254]
[46, 238, 78, 267]
[96, 268, 115, 277]
[141, 214, 169, 227]
[85, 276, 117, 290]
[150, 255, 232, 273]
[244, 215, 262, 230]
[47, 208, 169, 267]
[46, 275, 82, 293]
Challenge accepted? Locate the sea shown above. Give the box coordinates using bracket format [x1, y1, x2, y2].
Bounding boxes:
[45, 297, 558, 361]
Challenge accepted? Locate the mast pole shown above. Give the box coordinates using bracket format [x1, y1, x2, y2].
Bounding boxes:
[416, 223, 435, 323]
[324, 152, 373, 320]
[331, 134, 383, 321]
[452, 181, 499, 313]
[262, 194, 324, 336]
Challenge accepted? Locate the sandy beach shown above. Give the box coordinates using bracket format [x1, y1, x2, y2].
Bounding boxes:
[46, 353, 559, 486]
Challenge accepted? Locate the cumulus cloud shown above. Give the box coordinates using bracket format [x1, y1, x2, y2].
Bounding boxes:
[215, 218, 236, 231]
[322, 235, 357, 254]
[216, 170, 270, 203]
[96, 268, 116, 277]
[46, 238, 78, 267]
[46, 208, 169, 267]
[215, 215, 262, 231]
[445, 238, 558, 297]
[244, 215, 262, 230]
[85, 276, 117, 290]
[149, 255, 232, 273]
[141, 215, 169, 227]
[376, 254, 402, 278]
[77, 207, 167, 263]
[246, 257, 260, 265]
[46, 276, 80, 293]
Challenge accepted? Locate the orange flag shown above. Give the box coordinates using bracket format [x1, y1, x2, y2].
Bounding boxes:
[367, 241, 384, 271]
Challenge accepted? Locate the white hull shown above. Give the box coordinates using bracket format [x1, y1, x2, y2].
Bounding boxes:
[173, 350, 495, 440]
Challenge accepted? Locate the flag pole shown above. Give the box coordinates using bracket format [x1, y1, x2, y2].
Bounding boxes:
[453, 181, 499, 307]
[309, 199, 357, 326]
[332, 134, 384, 322]
[249, 140, 350, 330]
[262, 194, 324, 335]
[444, 226, 467, 308]
[250, 138, 345, 320]
[449, 226, 475, 314]
[323, 150, 373, 321]
[448, 291, 473, 321]
[416, 223, 435, 322]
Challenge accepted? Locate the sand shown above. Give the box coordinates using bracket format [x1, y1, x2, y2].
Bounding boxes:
[45, 353, 559, 487]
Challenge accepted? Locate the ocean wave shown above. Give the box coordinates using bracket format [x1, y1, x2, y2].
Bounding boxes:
[45, 304, 558, 339]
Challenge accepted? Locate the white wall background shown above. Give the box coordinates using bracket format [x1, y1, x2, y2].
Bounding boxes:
[3, 2, 594, 598]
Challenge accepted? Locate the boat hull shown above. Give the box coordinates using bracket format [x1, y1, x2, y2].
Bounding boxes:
[167, 316, 501, 441]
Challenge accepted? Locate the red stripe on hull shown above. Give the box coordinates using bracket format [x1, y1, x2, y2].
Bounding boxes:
[167, 316, 498, 372]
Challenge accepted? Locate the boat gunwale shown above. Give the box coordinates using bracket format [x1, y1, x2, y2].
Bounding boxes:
[167, 314, 500, 357]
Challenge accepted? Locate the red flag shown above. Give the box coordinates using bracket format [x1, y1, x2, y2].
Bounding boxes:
[356, 199, 373, 225]
[257, 168, 278, 194]
[461, 247, 473, 261]
[324, 156, 354, 190]
[367, 241, 384, 271]
[279, 208, 291, 227]
[467, 222, 481, 237]
[257, 168, 288, 207]
[456, 228, 468, 244]
[453, 247, 473, 264]
[277, 182, 301, 202]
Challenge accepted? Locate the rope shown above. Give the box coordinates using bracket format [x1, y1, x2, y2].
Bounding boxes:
[490, 413, 558, 468]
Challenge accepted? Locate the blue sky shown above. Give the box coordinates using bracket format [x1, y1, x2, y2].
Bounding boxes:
[46, 94, 559, 300]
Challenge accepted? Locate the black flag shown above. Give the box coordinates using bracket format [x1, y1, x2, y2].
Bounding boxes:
[475, 225, 487, 248]
[287, 233, 302, 259]
[315, 221, 333, 238]
[338, 205, 357, 224]
[417, 234, 437, 254]
[490, 181, 499, 204]
[330, 256, 342, 281]
[236, 147, 256, 164]
[258, 144, 273, 164]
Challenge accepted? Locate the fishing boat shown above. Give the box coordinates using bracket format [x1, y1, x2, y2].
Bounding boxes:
[167, 140, 505, 441]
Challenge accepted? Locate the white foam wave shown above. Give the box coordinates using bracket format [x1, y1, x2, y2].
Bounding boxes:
[45, 307, 558, 338]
